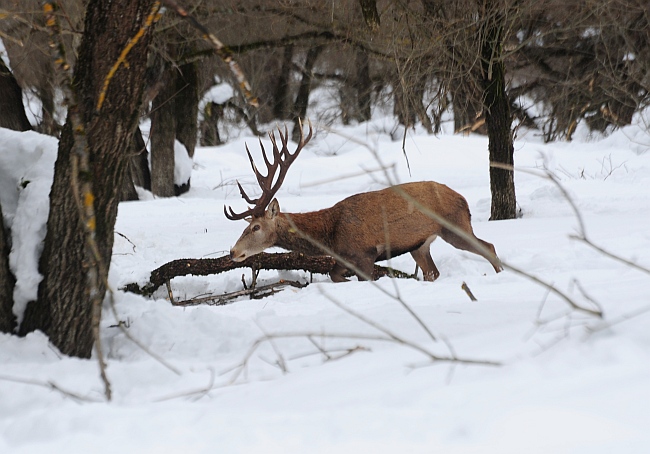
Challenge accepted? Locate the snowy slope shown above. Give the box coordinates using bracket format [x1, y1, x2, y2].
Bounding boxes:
[1, 118, 649, 453]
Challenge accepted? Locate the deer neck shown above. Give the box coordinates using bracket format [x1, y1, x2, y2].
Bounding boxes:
[276, 209, 337, 256]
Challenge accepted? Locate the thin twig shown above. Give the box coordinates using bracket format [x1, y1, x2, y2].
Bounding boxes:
[569, 235, 650, 277]
[461, 281, 478, 301]
[173, 280, 307, 306]
[0, 375, 102, 403]
[254, 320, 288, 374]
[224, 331, 501, 385]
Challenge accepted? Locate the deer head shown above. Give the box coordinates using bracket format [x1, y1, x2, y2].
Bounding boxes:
[226, 120, 312, 262]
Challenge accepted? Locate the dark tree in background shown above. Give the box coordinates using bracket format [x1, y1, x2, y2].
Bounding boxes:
[291, 44, 324, 142]
[0, 202, 16, 334]
[479, 6, 517, 220]
[19, 0, 157, 358]
[150, 62, 178, 198]
[0, 58, 32, 131]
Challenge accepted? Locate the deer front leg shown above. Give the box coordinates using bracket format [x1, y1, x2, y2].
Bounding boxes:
[330, 253, 376, 282]
[410, 244, 440, 282]
[330, 262, 349, 282]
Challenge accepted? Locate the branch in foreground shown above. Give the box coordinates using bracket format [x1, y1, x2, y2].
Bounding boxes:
[0, 374, 102, 403]
[161, 0, 258, 108]
[173, 279, 308, 307]
[224, 331, 501, 385]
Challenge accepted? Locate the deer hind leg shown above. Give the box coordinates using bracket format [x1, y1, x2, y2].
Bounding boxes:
[410, 240, 440, 282]
[440, 228, 503, 274]
[354, 254, 377, 281]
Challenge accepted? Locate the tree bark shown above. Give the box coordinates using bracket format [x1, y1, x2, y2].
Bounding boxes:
[0, 202, 16, 333]
[480, 13, 517, 221]
[150, 65, 177, 198]
[0, 58, 32, 131]
[19, 0, 156, 358]
[38, 83, 58, 136]
[174, 60, 199, 158]
[355, 50, 372, 122]
[359, 0, 381, 31]
[199, 101, 223, 146]
[292, 45, 323, 142]
[273, 45, 294, 121]
[121, 128, 151, 201]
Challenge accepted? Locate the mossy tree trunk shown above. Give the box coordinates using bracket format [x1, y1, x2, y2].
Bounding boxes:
[19, 0, 156, 358]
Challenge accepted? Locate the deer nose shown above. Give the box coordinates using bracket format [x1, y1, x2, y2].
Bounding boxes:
[230, 249, 245, 262]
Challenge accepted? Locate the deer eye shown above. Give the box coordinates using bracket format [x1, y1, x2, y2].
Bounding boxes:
[252, 225, 261, 232]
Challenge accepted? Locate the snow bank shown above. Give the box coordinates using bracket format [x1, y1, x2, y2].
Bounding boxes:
[1, 119, 649, 453]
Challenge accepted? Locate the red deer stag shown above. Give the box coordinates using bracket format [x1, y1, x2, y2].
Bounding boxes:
[226, 121, 502, 282]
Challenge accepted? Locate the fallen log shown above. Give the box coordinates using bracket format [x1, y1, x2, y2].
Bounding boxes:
[122, 252, 415, 296]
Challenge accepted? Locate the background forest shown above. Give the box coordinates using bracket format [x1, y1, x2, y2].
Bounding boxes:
[2, 1, 649, 148]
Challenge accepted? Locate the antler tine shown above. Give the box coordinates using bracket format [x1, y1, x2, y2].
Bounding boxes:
[268, 127, 284, 166]
[296, 118, 314, 148]
[257, 137, 274, 179]
[225, 120, 314, 221]
[251, 139, 277, 193]
[236, 180, 257, 205]
[224, 203, 250, 221]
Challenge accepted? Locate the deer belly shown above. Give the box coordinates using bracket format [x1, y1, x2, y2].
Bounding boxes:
[374, 234, 437, 261]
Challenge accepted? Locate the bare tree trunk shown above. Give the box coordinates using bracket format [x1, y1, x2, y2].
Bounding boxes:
[175, 60, 199, 158]
[355, 49, 372, 122]
[150, 66, 177, 198]
[0, 202, 16, 333]
[480, 13, 516, 221]
[19, 0, 156, 358]
[173, 59, 199, 195]
[199, 101, 223, 146]
[121, 128, 151, 201]
[131, 127, 151, 191]
[38, 80, 58, 136]
[150, 53, 198, 197]
[0, 58, 31, 131]
[273, 45, 294, 121]
[292, 45, 323, 142]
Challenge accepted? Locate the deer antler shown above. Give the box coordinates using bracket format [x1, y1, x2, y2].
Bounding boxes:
[225, 119, 313, 220]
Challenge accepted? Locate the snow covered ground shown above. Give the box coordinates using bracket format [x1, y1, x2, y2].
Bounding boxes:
[1, 117, 650, 453]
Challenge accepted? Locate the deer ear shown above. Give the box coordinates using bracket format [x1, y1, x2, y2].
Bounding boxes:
[267, 199, 280, 219]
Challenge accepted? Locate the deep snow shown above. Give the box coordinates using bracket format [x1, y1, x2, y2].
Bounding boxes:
[1, 116, 649, 453]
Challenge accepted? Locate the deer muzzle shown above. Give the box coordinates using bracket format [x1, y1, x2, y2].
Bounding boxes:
[230, 248, 246, 262]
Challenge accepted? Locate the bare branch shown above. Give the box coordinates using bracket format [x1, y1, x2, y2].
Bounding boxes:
[0, 375, 102, 403]
[161, 0, 258, 108]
